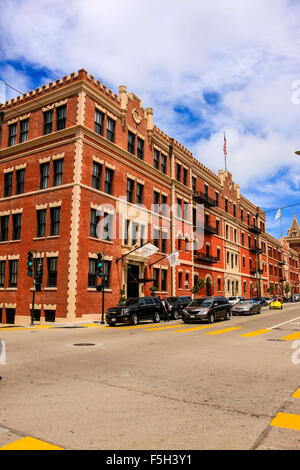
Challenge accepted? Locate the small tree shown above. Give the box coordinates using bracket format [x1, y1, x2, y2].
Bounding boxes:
[191, 277, 205, 295]
[284, 282, 291, 297]
[119, 288, 126, 305]
[149, 286, 158, 296]
[267, 282, 274, 296]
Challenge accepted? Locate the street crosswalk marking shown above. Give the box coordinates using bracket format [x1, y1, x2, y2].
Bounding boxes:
[292, 389, 300, 399]
[240, 329, 270, 338]
[0, 436, 63, 450]
[174, 325, 215, 333]
[205, 327, 241, 335]
[146, 324, 198, 331]
[270, 412, 300, 432]
[113, 323, 164, 330]
[280, 332, 300, 341]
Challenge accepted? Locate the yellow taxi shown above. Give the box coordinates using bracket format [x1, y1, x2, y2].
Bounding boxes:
[269, 299, 283, 310]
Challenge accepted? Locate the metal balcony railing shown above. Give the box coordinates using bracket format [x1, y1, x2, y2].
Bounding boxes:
[193, 191, 217, 207]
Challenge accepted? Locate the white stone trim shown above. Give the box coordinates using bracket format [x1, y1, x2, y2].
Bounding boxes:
[43, 304, 57, 309]
[46, 252, 59, 257]
[105, 162, 115, 171]
[15, 163, 27, 170]
[3, 167, 14, 173]
[5, 303, 16, 308]
[49, 201, 62, 208]
[39, 157, 51, 164]
[104, 255, 113, 261]
[8, 255, 19, 260]
[0, 210, 10, 216]
[0, 255, 7, 260]
[29, 304, 42, 309]
[93, 156, 104, 165]
[36, 204, 48, 210]
[11, 208, 23, 214]
[52, 152, 65, 161]
[127, 173, 136, 180]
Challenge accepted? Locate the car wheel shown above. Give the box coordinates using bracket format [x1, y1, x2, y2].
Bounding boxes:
[108, 323, 115, 327]
[183, 320, 190, 323]
[153, 312, 161, 323]
[131, 314, 139, 326]
[225, 311, 231, 320]
[173, 310, 179, 320]
[208, 313, 215, 324]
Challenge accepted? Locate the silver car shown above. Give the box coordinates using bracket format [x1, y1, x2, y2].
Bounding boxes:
[231, 300, 261, 316]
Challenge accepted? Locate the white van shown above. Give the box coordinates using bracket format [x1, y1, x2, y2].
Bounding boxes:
[228, 296, 244, 305]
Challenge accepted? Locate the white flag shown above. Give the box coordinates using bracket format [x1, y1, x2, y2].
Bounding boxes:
[167, 251, 180, 267]
[136, 243, 158, 257]
[275, 208, 281, 221]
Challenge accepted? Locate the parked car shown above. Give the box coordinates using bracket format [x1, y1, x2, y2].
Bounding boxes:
[269, 299, 282, 310]
[166, 296, 192, 319]
[255, 297, 269, 307]
[228, 296, 244, 306]
[291, 294, 300, 302]
[182, 296, 231, 323]
[231, 299, 261, 315]
[106, 297, 162, 326]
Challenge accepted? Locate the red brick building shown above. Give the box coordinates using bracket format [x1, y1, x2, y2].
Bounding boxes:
[0, 69, 299, 323]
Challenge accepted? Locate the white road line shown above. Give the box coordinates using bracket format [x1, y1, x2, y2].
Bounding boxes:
[267, 316, 300, 330]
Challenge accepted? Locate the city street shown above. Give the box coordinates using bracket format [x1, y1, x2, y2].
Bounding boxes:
[0, 303, 300, 450]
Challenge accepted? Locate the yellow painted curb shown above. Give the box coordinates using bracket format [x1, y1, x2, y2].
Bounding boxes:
[292, 389, 300, 399]
[0, 436, 63, 450]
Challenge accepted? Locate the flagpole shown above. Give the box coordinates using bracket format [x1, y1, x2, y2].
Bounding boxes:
[280, 207, 283, 238]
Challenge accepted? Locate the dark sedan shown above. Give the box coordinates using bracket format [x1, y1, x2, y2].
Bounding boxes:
[182, 296, 231, 323]
[231, 300, 261, 316]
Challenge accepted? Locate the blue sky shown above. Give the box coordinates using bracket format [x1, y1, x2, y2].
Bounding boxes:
[1, 0, 300, 239]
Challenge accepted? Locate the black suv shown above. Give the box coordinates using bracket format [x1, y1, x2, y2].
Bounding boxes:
[166, 296, 192, 319]
[182, 296, 231, 323]
[106, 297, 163, 326]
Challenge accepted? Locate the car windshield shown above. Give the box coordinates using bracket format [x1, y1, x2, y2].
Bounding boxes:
[167, 297, 177, 304]
[117, 298, 138, 306]
[189, 298, 212, 307]
[229, 297, 238, 300]
[238, 300, 253, 305]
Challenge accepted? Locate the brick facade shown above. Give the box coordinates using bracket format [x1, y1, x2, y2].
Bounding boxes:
[0, 69, 299, 323]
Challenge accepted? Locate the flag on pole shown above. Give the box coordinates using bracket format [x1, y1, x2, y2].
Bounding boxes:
[136, 243, 158, 257]
[275, 208, 281, 221]
[167, 251, 180, 267]
[223, 133, 227, 156]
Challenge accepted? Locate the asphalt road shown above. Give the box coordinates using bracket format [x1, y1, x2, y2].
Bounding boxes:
[0, 303, 300, 450]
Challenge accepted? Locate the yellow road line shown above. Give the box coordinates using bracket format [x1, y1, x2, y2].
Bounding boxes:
[0, 328, 27, 332]
[146, 324, 193, 331]
[270, 412, 300, 432]
[0, 436, 63, 450]
[28, 325, 53, 329]
[240, 329, 270, 338]
[292, 389, 300, 399]
[205, 327, 241, 335]
[174, 325, 215, 333]
[79, 324, 103, 328]
[280, 332, 300, 341]
[113, 323, 164, 330]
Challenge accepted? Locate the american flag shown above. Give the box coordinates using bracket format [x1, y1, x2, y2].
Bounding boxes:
[223, 133, 227, 155]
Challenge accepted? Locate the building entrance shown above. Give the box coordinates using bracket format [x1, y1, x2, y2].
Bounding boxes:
[127, 264, 140, 298]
